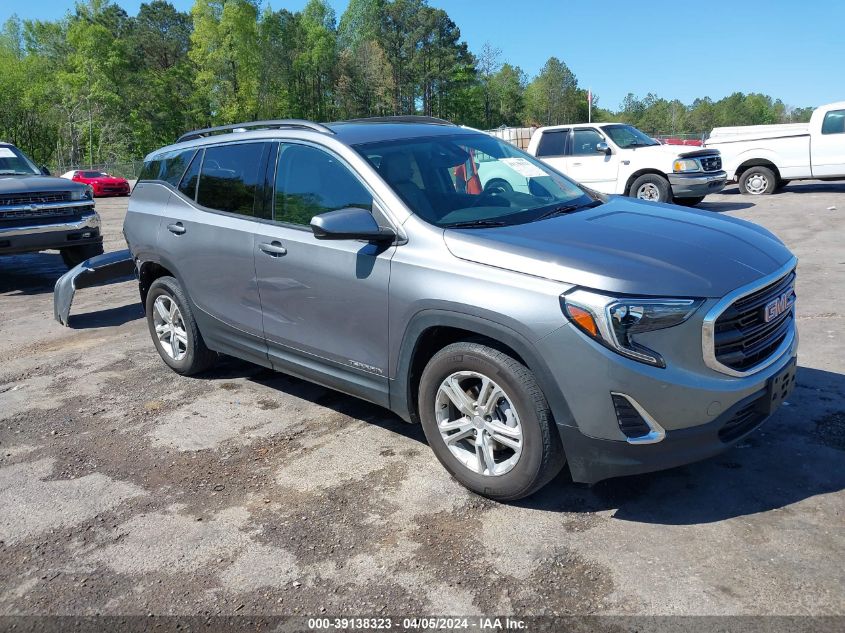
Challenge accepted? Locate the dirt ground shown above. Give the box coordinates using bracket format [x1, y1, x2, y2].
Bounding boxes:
[1, 182, 843, 619]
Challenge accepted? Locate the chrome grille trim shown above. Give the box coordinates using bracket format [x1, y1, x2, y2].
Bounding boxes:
[0, 191, 72, 206]
[702, 257, 798, 377]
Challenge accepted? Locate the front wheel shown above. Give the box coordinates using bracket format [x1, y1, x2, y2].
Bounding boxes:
[674, 196, 705, 207]
[418, 341, 564, 501]
[738, 166, 776, 195]
[629, 174, 672, 203]
[60, 242, 104, 269]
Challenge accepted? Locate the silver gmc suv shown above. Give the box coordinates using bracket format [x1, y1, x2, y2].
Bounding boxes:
[122, 117, 798, 500]
[0, 142, 103, 268]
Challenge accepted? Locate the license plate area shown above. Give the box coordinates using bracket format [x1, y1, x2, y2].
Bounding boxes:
[758, 359, 797, 416]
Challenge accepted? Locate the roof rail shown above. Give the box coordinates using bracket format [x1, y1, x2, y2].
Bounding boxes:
[340, 115, 457, 126]
[176, 119, 334, 144]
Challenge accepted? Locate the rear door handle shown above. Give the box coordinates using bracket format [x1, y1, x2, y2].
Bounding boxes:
[166, 222, 186, 235]
[572, 162, 583, 166]
[259, 241, 287, 257]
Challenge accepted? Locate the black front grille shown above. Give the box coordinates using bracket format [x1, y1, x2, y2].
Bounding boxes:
[700, 155, 722, 172]
[0, 191, 72, 206]
[713, 270, 795, 372]
[611, 394, 651, 439]
[719, 397, 767, 442]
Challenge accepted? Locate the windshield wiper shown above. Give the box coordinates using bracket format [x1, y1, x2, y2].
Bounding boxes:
[444, 219, 509, 229]
[535, 199, 602, 221]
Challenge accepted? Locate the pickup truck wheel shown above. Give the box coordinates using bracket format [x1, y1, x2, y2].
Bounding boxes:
[483, 179, 513, 195]
[738, 166, 776, 195]
[418, 341, 564, 501]
[145, 276, 217, 375]
[630, 174, 671, 203]
[60, 242, 104, 269]
[674, 196, 705, 207]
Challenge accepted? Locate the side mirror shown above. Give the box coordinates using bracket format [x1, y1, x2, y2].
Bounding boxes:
[40, 165, 51, 176]
[595, 142, 610, 154]
[310, 207, 396, 242]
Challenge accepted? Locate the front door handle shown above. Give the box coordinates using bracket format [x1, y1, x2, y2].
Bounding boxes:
[572, 162, 583, 166]
[166, 222, 186, 235]
[259, 241, 287, 257]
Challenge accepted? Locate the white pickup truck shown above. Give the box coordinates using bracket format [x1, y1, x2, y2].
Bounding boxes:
[481, 123, 726, 206]
[704, 101, 845, 195]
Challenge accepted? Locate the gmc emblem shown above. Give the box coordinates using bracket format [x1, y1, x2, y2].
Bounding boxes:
[764, 291, 794, 322]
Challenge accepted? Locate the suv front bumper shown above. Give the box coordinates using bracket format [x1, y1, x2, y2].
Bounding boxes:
[669, 170, 727, 198]
[0, 213, 102, 255]
[537, 319, 798, 484]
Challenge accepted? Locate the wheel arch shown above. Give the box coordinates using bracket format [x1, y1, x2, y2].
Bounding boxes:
[391, 310, 577, 433]
[624, 168, 669, 195]
[735, 157, 781, 180]
[138, 259, 178, 307]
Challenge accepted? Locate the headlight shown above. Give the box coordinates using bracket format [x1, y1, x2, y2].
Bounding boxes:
[562, 289, 703, 367]
[673, 158, 700, 173]
[70, 186, 94, 201]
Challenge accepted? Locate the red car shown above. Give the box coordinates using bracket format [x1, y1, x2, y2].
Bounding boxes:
[61, 170, 130, 197]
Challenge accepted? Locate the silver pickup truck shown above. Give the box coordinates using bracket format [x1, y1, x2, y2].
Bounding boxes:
[0, 142, 103, 268]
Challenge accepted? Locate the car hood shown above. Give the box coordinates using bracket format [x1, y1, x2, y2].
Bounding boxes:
[0, 174, 88, 194]
[89, 176, 127, 184]
[629, 143, 718, 160]
[443, 197, 793, 297]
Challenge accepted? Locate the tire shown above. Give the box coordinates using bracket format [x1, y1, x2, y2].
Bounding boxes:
[145, 276, 217, 375]
[483, 178, 513, 195]
[674, 196, 705, 207]
[629, 174, 672, 203]
[775, 179, 790, 191]
[60, 242, 104, 269]
[418, 341, 564, 501]
[738, 166, 776, 195]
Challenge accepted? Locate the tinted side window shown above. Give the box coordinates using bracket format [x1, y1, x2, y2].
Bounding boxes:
[821, 109, 845, 135]
[178, 149, 202, 199]
[138, 158, 162, 181]
[535, 130, 569, 157]
[274, 144, 373, 226]
[572, 129, 606, 156]
[197, 143, 266, 216]
[161, 149, 197, 185]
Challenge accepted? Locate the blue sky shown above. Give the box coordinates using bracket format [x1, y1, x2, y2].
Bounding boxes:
[2, 0, 841, 111]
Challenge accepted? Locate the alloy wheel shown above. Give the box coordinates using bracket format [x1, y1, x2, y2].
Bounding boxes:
[435, 371, 523, 476]
[152, 295, 188, 361]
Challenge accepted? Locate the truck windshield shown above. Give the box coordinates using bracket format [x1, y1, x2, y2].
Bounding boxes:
[0, 145, 41, 176]
[603, 125, 660, 149]
[355, 133, 595, 228]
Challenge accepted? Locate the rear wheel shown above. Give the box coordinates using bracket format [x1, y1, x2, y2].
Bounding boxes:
[418, 341, 564, 501]
[60, 242, 104, 269]
[738, 166, 776, 195]
[145, 276, 217, 375]
[629, 174, 672, 203]
[674, 196, 705, 207]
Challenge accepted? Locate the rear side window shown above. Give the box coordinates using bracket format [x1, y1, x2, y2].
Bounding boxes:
[274, 144, 373, 226]
[178, 149, 202, 199]
[138, 149, 196, 185]
[196, 143, 266, 217]
[821, 109, 845, 135]
[161, 149, 196, 185]
[535, 130, 569, 157]
[138, 158, 162, 181]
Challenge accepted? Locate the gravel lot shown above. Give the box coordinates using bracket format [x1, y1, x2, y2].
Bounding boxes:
[1, 182, 843, 618]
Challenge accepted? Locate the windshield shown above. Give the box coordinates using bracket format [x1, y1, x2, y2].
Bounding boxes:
[355, 133, 594, 228]
[0, 145, 41, 176]
[81, 171, 109, 178]
[603, 125, 660, 149]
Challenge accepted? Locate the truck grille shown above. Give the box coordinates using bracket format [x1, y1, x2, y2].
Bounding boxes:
[712, 270, 796, 372]
[0, 206, 83, 221]
[0, 191, 72, 206]
[700, 155, 722, 172]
